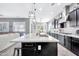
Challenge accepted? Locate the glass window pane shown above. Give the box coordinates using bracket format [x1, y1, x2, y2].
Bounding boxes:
[0, 22, 9, 32]
[13, 22, 25, 32]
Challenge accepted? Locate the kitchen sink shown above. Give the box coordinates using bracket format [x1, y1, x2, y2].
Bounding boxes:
[39, 33, 48, 37]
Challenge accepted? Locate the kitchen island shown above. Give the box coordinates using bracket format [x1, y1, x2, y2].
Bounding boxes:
[11, 33, 59, 56]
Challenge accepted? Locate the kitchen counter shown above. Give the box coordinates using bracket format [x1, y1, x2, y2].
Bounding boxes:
[49, 32, 79, 56]
[10, 33, 59, 56]
[10, 33, 59, 43]
[50, 32, 79, 39]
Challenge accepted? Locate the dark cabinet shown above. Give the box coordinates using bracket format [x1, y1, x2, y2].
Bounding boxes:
[77, 9, 79, 26]
[21, 42, 57, 56]
[64, 36, 79, 56]
[49, 32, 79, 56]
[54, 34, 58, 39]
[58, 35, 64, 46]
[71, 38, 79, 55]
[40, 43, 57, 56]
[49, 33, 64, 46]
[35, 43, 57, 56]
[52, 33, 55, 37]
[64, 36, 72, 50]
[70, 10, 76, 27]
[69, 8, 79, 27]
[22, 48, 36, 56]
[68, 8, 79, 27]
[48, 32, 52, 36]
[21, 43, 36, 56]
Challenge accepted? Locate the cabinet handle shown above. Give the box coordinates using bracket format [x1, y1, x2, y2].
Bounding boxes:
[24, 45, 33, 46]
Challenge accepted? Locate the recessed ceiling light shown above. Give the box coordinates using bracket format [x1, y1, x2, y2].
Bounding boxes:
[57, 3, 61, 5]
[39, 8, 42, 11]
[30, 14, 34, 17]
[41, 18, 50, 22]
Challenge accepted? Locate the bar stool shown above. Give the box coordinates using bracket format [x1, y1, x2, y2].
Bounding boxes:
[13, 43, 21, 56]
[13, 47, 21, 56]
[13, 34, 26, 56]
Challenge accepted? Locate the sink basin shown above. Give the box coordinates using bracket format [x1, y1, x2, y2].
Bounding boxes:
[39, 33, 48, 37]
[40, 34, 48, 37]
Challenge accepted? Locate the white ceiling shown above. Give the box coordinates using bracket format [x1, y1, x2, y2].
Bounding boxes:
[0, 3, 71, 22]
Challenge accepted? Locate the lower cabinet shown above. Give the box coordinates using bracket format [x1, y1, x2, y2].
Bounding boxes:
[21, 42, 57, 56]
[48, 33, 64, 46]
[21, 43, 36, 56]
[22, 48, 36, 56]
[40, 43, 57, 56]
[71, 38, 79, 55]
[52, 33, 55, 37]
[48, 32, 52, 36]
[58, 35, 64, 46]
[64, 37, 79, 56]
[54, 34, 58, 39]
[64, 36, 72, 50]
[48, 32, 79, 56]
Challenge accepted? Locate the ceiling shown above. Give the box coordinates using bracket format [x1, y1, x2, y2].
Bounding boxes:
[0, 3, 71, 22]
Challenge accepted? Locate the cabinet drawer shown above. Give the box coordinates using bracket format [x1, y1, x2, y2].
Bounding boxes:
[22, 43, 35, 48]
[72, 38, 79, 43]
[22, 48, 35, 56]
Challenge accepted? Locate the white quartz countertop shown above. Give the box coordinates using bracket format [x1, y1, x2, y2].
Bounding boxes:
[10, 33, 59, 43]
[51, 32, 79, 38]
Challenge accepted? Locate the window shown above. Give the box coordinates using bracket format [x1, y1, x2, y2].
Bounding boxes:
[13, 22, 25, 32]
[0, 22, 9, 32]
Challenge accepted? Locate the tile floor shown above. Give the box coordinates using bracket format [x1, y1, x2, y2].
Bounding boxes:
[0, 43, 76, 56]
[58, 44, 76, 56]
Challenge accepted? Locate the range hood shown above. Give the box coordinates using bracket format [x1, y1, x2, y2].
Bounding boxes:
[59, 14, 70, 23]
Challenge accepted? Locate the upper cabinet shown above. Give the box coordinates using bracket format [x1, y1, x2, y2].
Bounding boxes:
[69, 8, 79, 27]
[49, 4, 79, 29]
[77, 8, 79, 26]
[69, 10, 76, 27]
[69, 3, 77, 12]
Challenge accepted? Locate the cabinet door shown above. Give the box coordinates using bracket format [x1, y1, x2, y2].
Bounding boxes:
[77, 9, 79, 26]
[71, 38, 79, 55]
[70, 10, 76, 27]
[64, 36, 72, 50]
[21, 48, 35, 56]
[21, 42, 57, 56]
[36, 43, 57, 56]
[21, 43, 36, 56]
[58, 35, 64, 46]
[41, 43, 57, 56]
[52, 33, 55, 37]
[54, 34, 58, 39]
